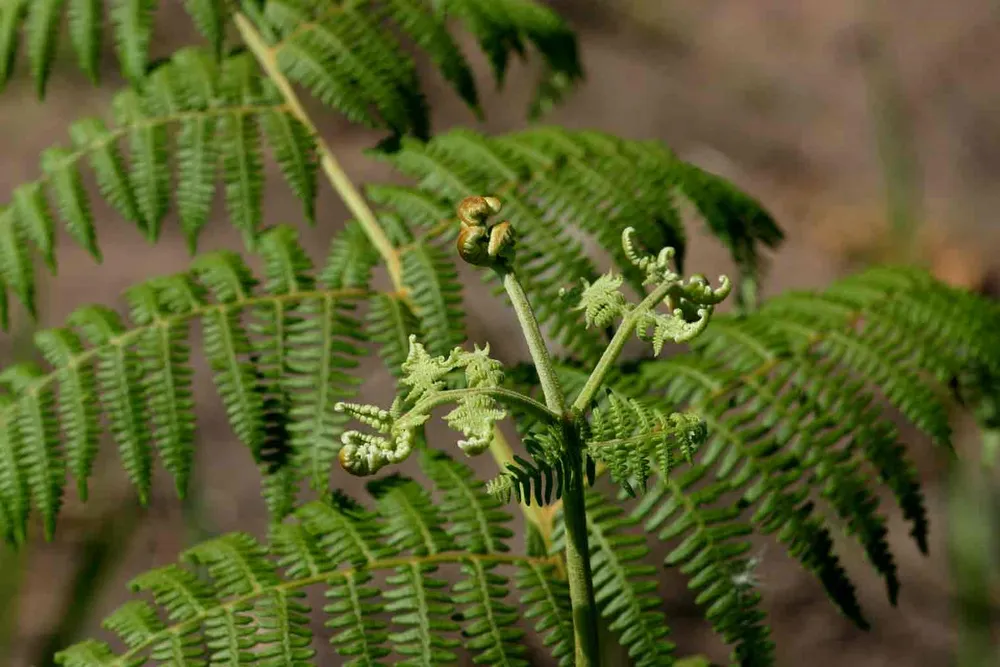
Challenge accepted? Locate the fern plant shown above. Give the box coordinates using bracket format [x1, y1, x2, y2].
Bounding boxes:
[0, 2, 997, 665]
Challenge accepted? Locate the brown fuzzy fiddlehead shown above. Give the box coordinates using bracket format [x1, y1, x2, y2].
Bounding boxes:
[456, 195, 516, 269]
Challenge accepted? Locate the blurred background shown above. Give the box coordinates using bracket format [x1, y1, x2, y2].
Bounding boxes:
[0, 0, 999, 665]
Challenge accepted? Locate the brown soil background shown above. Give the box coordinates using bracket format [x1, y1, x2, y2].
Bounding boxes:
[1, 1, 999, 665]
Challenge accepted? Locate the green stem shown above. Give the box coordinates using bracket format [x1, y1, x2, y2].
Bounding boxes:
[234, 13, 404, 288]
[498, 270, 566, 414]
[497, 267, 600, 664]
[560, 422, 601, 667]
[572, 281, 673, 412]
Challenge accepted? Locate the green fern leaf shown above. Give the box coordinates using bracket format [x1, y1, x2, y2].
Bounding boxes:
[71, 306, 153, 505]
[0, 365, 64, 541]
[67, 0, 101, 82]
[385, 0, 480, 114]
[114, 89, 170, 239]
[368, 293, 422, 378]
[401, 239, 465, 358]
[260, 108, 318, 224]
[34, 328, 100, 502]
[11, 182, 57, 270]
[327, 570, 391, 666]
[191, 251, 267, 453]
[0, 394, 31, 545]
[103, 599, 190, 663]
[370, 475, 461, 663]
[0, 1, 27, 89]
[26, 0, 65, 98]
[126, 278, 197, 497]
[52, 640, 116, 666]
[634, 469, 774, 665]
[68, 118, 141, 224]
[420, 448, 513, 554]
[184, 0, 226, 57]
[110, 0, 155, 82]
[514, 561, 574, 666]
[454, 557, 527, 666]
[320, 221, 380, 290]
[0, 209, 35, 316]
[40, 147, 100, 260]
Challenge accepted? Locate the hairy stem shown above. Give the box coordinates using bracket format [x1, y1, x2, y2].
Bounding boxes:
[234, 13, 404, 288]
[572, 281, 674, 412]
[498, 266, 599, 663]
[560, 422, 601, 666]
[498, 269, 566, 414]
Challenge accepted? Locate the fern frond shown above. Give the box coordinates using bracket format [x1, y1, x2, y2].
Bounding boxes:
[633, 468, 774, 665]
[0, 48, 325, 319]
[632, 265, 1000, 645]
[488, 434, 571, 507]
[400, 238, 465, 358]
[0, 224, 373, 540]
[586, 391, 706, 496]
[58, 461, 568, 666]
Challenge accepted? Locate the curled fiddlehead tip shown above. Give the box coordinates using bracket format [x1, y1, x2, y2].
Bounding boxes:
[456, 195, 516, 268]
[458, 195, 502, 223]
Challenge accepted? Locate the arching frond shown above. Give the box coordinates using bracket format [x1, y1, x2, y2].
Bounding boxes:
[5, 0, 581, 122]
[632, 265, 1000, 651]
[0, 48, 319, 319]
[0, 224, 375, 542]
[56, 461, 568, 667]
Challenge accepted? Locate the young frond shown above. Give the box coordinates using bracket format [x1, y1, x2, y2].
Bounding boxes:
[376, 127, 772, 362]
[335, 336, 530, 477]
[0, 223, 379, 543]
[586, 391, 706, 496]
[488, 432, 578, 507]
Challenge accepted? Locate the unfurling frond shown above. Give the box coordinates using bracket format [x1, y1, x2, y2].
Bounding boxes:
[336, 336, 522, 476]
[0, 224, 376, 542]
[57, 459, 565, 666]
[573, 227, 732, 354]
[586, 391, 706, 496]
[377, 128, 764, 362]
